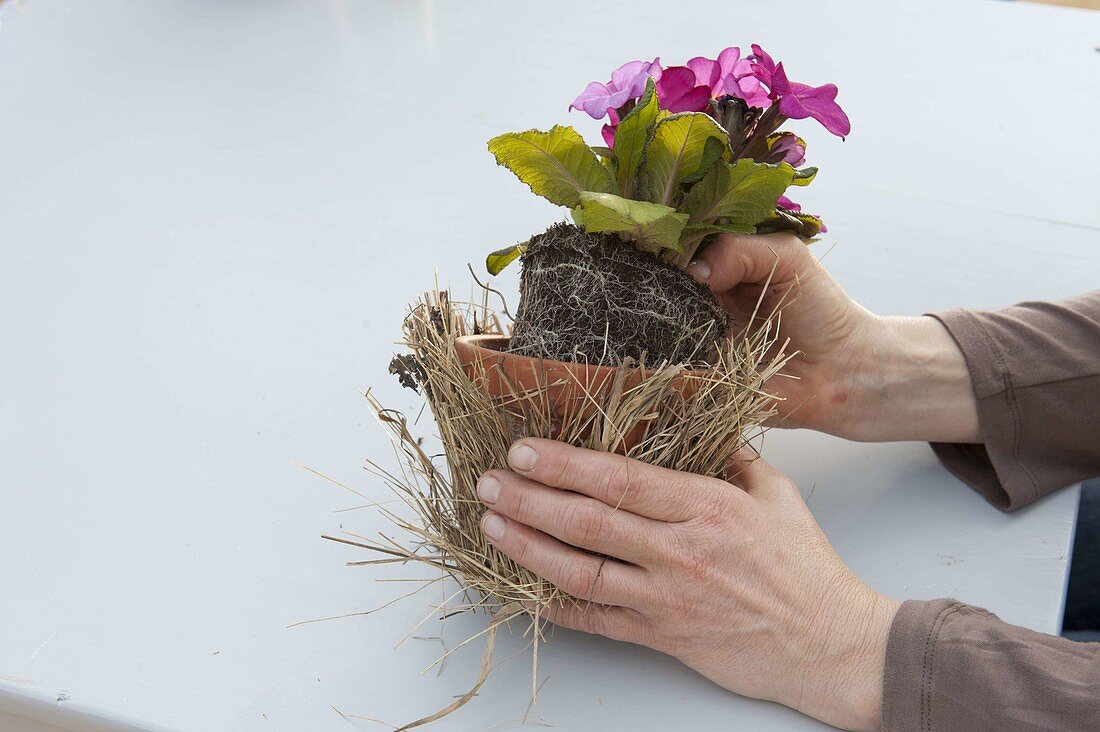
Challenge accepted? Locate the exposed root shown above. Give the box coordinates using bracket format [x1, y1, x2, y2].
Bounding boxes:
[508, 223, 729, 364]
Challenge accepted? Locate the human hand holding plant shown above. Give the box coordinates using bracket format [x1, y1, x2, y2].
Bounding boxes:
[477, 438, 900, 731]
[690, 233, 982, 443]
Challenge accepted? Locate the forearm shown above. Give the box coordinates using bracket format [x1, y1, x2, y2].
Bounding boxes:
[883, 598, 1100, 731]
[843, 315, 980, 444]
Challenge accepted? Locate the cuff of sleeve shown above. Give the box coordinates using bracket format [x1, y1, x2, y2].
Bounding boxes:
[881, 598, 964, 732]
[927, 310, 1038, 511]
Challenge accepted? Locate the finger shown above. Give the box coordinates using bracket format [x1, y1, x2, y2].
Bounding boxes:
[724, 445, 770, 490]
[691, 232, 811, 292]
[537, 598, 650, 645]
[481, 511, 649, 609]
[724, 447, 800, 503]
[479, 470, 664, 566]
[506, 438, 733, 523]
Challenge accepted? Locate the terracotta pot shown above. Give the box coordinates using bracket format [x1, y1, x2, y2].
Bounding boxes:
[453, 335, 700, 450]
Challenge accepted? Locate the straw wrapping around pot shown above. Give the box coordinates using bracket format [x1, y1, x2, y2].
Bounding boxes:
[343, 283, 790, 728]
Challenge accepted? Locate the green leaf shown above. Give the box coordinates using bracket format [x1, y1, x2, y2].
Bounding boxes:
[683, 221, 756, 237]
[487, 125, 615, 208]
[485, 243, 526, 275]
[792, 166, 818, 187]
[640, 112, 729, 206]
[592, 146, 618, 179]
[682, 159, 796, 227]
[756, 209, 825, 238]
[612, 77, 659, 199]
[591, 146, 617, 162]
[571, 192, 688, 253]
[599, 155, 617, 179]
[679, 135, 727, 188]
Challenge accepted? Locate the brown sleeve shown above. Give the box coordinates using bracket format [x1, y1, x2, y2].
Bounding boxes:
[882, 598, 1100, 731]
[927, 291, 1100, 511]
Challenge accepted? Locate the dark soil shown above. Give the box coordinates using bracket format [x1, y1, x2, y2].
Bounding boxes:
[508, 223, 729, 364]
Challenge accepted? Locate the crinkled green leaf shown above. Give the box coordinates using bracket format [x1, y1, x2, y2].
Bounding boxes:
[679, 135, 728, 189]
[756, 209, 825, 238]
[641, 112, 729, 206]
[792, 166, 818, 187]
[612, 77, 659, 199]
[485, 243, 526, 275]
[591, 146, 616, 161]
[599, 156, 617, 179]
[682, 159, 796, 227]
[684, 221, 756, 237]
[487, 125, 615, 208]
[571, 192, 688, 253]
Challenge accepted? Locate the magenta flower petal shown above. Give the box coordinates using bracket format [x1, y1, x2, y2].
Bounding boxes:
[771, 63, 851, 138]
[676, 86, 714, 112]
[723, 63, 772, 108]
[569, 81, 632, 120]
[716, 47, 742, 79]
[686, 56, 721, 92]
[602, 123, 617, 147]
[776, 195, 801, 212]
[655, 66, 696, 100]
[656, 66, 713, 113]
[764, 133, 806, 166]
[600, 109, 621, 146]
[610, 57, 663, 99]
[749, 43, 777, 86]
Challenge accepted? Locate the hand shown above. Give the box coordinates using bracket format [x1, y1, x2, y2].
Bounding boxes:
[477, 438, 901, 731]
[689, 233, 981, 443]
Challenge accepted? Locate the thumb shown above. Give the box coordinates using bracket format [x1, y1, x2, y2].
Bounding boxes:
[690, 233, 810, 293]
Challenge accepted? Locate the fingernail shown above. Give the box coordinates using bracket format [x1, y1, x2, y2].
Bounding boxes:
[508, 443, 538, 471]
[477, 475, 500, 504]
[687, 260, 711, 282]
[482, 513, 506, 541]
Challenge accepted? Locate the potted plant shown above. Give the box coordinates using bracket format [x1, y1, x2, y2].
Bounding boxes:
[360, 45, 850, 727]
[456, 45, 848, 437]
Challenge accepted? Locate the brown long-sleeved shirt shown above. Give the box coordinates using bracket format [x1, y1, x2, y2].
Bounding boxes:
[881, 292, 1100, 731]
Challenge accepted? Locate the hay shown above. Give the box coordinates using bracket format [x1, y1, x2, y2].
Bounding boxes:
[336, 278, 791, 729]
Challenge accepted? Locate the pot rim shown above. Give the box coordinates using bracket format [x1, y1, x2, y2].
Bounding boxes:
[453, 334, 709, 375]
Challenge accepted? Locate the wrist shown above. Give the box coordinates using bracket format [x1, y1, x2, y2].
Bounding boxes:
[843, 315, 980, 443]
[799, 582, 900, 731]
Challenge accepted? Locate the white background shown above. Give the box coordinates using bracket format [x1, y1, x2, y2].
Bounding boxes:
[1, 0, 1098, 729]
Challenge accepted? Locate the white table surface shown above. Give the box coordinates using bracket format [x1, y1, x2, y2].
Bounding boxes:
[2, 1, 1098, 730]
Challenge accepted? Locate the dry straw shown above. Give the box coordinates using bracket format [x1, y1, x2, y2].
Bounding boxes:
[331, 278, 791, 729]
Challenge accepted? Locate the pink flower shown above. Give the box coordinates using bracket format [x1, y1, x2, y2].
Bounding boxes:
[685, 47, 739, 95]
[761, 132, 806, 166]
[749, 44, 850, 139]
[611, 59, 663, 99]
[777, 195, 801, 212]
[687, 47, 771, 108]
[570, 82, 632, 119]
[655, 66, 712, 113]
[569, 58, 662, 120]
[770, 63, 851, 138]
[748, 44, 777, 87]
[777, 195, 828, 233]
[653, 48, 773, 116]
[601, 109, 620, 147]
